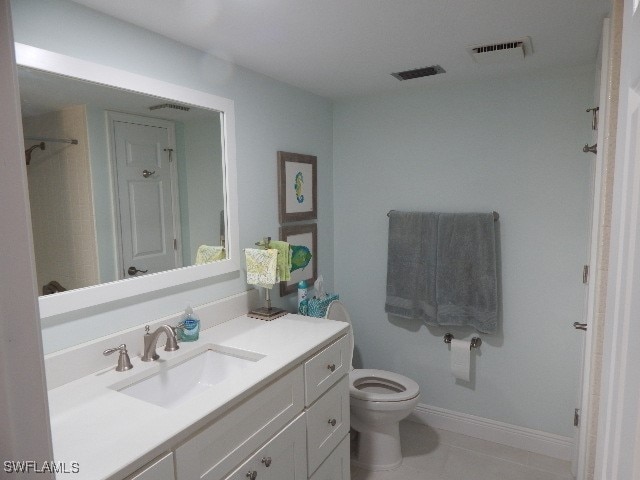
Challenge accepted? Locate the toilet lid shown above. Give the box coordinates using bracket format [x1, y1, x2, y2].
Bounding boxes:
[349, 368, 420, 402]
[325, 300, 351, 324]
[325, 301, 354, 370]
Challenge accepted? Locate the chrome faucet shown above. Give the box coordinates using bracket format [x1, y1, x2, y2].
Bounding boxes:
[103, 344, 133, 372]
[141, 325, 180, 362]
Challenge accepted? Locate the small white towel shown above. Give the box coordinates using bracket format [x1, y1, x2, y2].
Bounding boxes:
[195, 245, 225, 265]
[245, 248, 279, 288]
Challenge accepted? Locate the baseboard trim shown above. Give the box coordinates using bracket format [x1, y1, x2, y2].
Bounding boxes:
[408, 403, 573, 461]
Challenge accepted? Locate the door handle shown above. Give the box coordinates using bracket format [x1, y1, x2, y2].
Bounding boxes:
[573, 322, 587, 331]
[127, 266, 148, 276]
[142, 169, 156, 178]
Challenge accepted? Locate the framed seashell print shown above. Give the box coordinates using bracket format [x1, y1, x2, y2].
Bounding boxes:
[279, 223, 317, 296]
[277, 151, 317, 223]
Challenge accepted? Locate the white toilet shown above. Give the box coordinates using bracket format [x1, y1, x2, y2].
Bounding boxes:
[325, 301, 420, 471]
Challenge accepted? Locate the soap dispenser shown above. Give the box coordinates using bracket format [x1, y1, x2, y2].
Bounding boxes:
[178, 306, 200, 342]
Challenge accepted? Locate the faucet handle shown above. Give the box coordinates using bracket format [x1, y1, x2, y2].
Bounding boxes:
[171, 322, 185, 343]
[103, 344, 134, 372]
[173, 322, 186, 333]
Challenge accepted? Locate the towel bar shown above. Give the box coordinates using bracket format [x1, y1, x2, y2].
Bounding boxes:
[246, 236, 287, 321]
[443, 333, 482, 350]
[387, 210, 499, 221]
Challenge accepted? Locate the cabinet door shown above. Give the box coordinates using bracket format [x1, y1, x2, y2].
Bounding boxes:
[306, 376, 350, 475]
[175, 366, 304, 480]
[309, 436, 350, 480]
[126, 452, 174, 480]
[225, 414, 307, 480]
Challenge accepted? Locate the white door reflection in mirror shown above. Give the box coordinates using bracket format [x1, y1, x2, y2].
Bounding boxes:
[110, 113, 181, 279]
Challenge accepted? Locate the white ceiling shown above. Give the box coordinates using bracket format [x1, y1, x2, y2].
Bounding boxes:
[69, 0, 610, 99]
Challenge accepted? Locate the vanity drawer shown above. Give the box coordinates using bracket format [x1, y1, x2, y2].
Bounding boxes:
[223, 414, 307, 480]
[306, 375, 350, 475]
[304, 334, 349, 406]
[175, 366, 304, 480]
[126, 452, 175, 480]
[309, 435, 350, 480]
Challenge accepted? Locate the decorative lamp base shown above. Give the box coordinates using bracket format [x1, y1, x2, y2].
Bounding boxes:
[247, 307, 288, 321]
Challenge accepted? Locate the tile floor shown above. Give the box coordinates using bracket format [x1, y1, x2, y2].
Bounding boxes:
[351, 420, 574, 480]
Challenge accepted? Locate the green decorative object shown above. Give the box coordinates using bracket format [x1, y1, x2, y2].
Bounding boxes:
[291, 245, 312, 272]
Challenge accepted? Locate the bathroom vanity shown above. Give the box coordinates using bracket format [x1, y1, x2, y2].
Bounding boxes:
[46, 313, 351, 480]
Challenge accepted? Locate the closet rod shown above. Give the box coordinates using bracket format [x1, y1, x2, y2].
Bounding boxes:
[25, 136, 78, 145]
[386, 210, 499, 221]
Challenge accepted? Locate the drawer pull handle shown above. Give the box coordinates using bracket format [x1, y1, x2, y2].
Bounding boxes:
[328, 418, 337, 427]
[327, 363, 336, 372]
[246, 471, 257, 480]
[261, 457, 272, 467]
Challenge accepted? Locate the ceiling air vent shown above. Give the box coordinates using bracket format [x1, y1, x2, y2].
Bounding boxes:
[149, 103, 190, 112]
[467, 37, 532, 64]
[391, 65, 446, 81]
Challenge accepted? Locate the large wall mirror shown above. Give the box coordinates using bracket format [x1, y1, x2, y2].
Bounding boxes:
[16, 44, 239, 319]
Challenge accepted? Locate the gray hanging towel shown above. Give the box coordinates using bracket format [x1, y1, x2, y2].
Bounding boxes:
[385, 211, 438, 324]
[436, 213, 498, 334]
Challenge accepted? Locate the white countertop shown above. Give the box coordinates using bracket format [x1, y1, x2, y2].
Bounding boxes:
[47, 314, 349, 480]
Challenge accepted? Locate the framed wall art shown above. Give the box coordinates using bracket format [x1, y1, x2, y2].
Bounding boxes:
[279, 223, 317, 296]
[277, 151, 317, 223]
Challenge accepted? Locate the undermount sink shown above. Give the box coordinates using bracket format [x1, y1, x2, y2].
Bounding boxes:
[117, 345, 265, 408]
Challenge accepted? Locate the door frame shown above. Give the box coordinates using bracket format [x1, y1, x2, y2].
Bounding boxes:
[596, 0, 640, 477]
[574, 18, 612, 479]
[0, 0, 54, 464]
[106, 111, 182, 279]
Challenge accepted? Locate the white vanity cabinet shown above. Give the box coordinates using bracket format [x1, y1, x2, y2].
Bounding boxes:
[174, 334, 351, 480]
[46, 315, 352, 480]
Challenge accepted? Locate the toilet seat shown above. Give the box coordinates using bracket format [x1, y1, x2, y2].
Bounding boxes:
[349, 368, 420, 402]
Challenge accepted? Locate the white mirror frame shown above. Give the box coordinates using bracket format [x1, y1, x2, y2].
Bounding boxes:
[16, 43, 239, 319]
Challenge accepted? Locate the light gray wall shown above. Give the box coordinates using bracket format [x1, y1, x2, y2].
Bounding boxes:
[12, 0, 334, 353]
[332, 66, 593, 437]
